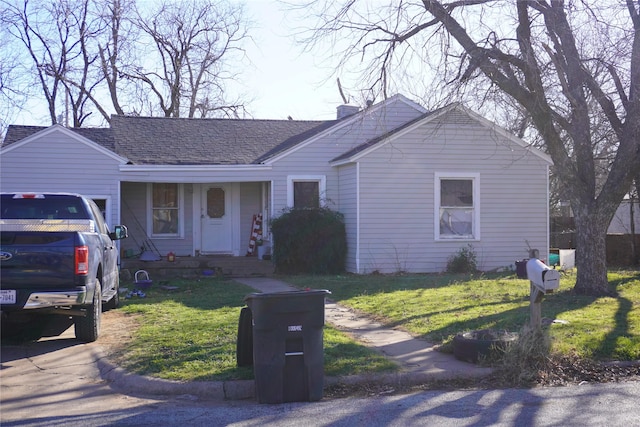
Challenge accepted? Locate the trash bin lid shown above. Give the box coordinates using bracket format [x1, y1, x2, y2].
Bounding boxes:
[244, 289, 330, 303]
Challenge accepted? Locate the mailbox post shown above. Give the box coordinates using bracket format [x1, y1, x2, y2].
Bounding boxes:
[526, 250, 560, 328]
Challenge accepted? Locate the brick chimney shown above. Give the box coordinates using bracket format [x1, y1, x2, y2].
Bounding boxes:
[336, 105, 360, 119]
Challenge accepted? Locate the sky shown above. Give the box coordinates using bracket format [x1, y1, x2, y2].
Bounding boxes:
[11, 0, 357, 127]
[238, 1, 348, 120]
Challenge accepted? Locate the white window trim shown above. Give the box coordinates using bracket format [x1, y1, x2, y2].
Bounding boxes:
[286, 175, 326, 208]
[147, 183, 184, 238]
[434, 172, 481, 241]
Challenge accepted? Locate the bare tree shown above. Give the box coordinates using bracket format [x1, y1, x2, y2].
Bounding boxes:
[57, 0, 105, 127]
[301, 1, 640, 296]
[631, 176, 640, 266]
[1, 0, 250, 125]
[95, 0, 132, 118]
[122, 0, 249, 118]
[3, 0, 66, 125]
[0, 16, 25, 138]
[1, 0, 107, 127]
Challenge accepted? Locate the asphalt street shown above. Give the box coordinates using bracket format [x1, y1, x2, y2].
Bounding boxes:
[2, 324, 640, 426]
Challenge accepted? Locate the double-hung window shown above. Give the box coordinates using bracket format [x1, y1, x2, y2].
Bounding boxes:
[287, 175, 326, 209]
[435, 173, 479, 240]
[148, 183, 182, 237]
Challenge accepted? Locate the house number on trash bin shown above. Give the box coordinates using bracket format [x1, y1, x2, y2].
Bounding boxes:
[288, 325, 302, 331]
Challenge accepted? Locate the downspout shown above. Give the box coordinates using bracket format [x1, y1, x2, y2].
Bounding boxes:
[356, 162, 361, 273]
[546, 164, 551, 263]
[270, 180, 275, 249]
[116, 180, 122, 264]
[262, 181, 272, 240]
[630, 197, 637, 265]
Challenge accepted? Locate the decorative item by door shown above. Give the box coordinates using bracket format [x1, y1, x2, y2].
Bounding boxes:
[246, 213, 263, 256]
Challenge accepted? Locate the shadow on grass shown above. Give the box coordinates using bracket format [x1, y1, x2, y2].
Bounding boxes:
[121, 277, 255, 311]
[124, 342, 256, 381]
[324, 339, 397, 376]
[316, 272, 639, 360]
[317, 272, 493, 301]
[594, 272, 640, 359]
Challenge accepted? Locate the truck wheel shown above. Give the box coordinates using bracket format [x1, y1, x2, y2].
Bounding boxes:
[75, 279, 102, 342]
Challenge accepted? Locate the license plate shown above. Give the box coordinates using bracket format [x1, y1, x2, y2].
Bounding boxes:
[0, 290, 16, 304]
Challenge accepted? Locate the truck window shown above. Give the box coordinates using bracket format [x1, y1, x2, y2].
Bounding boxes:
[87, 199, 110, 234]
[0, 194, 88, 220]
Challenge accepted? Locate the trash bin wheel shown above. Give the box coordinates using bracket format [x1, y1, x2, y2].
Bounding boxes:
[236, 306, 253, 367]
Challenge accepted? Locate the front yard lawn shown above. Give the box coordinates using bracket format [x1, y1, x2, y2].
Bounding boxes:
[285, 270, 640, 361]
[113, 278, 395, 381]
[112, 270, 640, 382]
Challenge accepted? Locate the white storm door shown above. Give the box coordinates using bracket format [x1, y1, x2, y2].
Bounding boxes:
[201, 184, 233, 253]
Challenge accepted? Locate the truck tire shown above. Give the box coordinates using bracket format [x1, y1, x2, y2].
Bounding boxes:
[75, 279, 102, 342]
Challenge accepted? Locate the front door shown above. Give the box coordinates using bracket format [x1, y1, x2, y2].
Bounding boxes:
[201, 184, 233, 253]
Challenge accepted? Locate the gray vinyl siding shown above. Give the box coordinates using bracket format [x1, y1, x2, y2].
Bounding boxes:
[355, 114, 549, 274]
[2, 100, 549, 270]
[270, 98, 424, 214]
[0, 130, 123, 231]
[120, 182, 195, 257]
[120, 182, 148, 256]
[121, 181, 264, 257]
[608, 200, 640, 234]
[337, 164, 358, 272]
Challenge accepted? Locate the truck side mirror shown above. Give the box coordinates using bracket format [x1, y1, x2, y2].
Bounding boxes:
[109, 225, 128, 240]
[526, 258, 560, 293]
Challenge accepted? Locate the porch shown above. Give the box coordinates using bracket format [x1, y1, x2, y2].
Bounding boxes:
[120, 254, 275, 281]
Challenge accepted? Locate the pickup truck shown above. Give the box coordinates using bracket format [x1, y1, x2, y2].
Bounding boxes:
[0, 192, 128, 342]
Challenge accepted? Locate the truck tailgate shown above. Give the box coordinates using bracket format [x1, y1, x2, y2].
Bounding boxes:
[0, 231, 77, 288]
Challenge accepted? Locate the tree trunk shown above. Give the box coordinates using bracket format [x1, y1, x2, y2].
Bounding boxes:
[572, 209, 611, 296]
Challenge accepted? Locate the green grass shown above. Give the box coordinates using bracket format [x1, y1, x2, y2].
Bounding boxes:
[115, 278, 395, 381]
[114, 270, 640, 382]
[285, 270, 640, 361]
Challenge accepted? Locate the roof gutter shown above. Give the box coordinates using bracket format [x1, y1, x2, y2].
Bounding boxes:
[119, 164, 272, 172]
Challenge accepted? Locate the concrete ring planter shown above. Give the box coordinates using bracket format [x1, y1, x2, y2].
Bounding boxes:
[453, 329, 519, 363]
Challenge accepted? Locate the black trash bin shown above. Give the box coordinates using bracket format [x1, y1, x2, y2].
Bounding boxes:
[515, 259, 528, 279]
[244, 289, 330, 404]
[236, 306, 254, 367]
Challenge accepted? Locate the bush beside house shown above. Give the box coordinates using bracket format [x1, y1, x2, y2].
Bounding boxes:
[270, 207, 347, 274]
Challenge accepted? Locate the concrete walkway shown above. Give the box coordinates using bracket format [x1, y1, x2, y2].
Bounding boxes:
[99, 277, 492, 400]
[235, 278, 492, 384]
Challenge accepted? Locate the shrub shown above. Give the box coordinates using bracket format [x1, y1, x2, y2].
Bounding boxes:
[494, 326, 551, 386]
[270, 207, 347, 274]
[446, 244, 478, 273]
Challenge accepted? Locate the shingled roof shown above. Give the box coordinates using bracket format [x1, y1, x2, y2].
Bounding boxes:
[2, 116, 341, 165]
[3, 125, 116, 152]
[110, 115, 338, 165]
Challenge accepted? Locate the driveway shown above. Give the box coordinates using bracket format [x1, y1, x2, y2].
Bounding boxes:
[0, 312, 162, 424]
